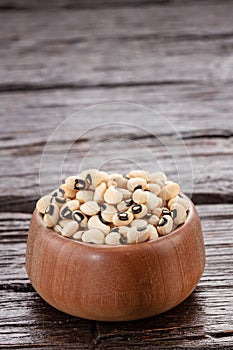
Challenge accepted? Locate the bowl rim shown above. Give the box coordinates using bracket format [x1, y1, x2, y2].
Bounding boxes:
[35, 193, 195, 251]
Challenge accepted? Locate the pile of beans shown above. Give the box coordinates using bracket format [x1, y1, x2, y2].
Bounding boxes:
[36, 169, 190, 245]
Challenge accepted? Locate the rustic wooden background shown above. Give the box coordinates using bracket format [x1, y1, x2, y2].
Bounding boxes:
[0, 0, 233, 348]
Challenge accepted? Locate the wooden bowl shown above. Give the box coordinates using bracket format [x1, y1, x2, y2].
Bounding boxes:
[26, 197, 205, 321]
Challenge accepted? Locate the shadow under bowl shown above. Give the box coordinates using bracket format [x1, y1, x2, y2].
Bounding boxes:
[26, 196, 205, 321]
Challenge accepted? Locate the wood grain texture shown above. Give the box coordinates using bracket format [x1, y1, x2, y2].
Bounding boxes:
[1, 0, 233, 347]
[0, 0, 233, 212]
[0, 205, 233, 348]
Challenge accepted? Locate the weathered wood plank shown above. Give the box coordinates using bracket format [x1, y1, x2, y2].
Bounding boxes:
[0, 0, 232, 212]
[0, 2, 233, 89]
[0, 0, 172, 11]
[0, 204, 232, 348]
[0, 291, 95, 349]
[0, 132, 233, 212]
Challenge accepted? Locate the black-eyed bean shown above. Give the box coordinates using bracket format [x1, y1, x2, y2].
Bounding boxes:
[130, 219, 147, 229]
[170, 202, 187, 226]
[100, 204, 117, 222]
[132, 189, 148, 204]
[152, 207, 162, 217]
[53, 224, 63, 234]
[60, 200, 80, 219]
[118, 226, 129, 238]
[147, 214, 159, 226]
[127, 170, 150, 181]
[104, 185, 123, 205]
[118, 188, 132, 200]
[131, 204, 148, 219]
[127, 177, 147, 192]
[94, 182, 107, 203]
[59, 219, 72, 228]
[108, 174, 127, 189]
[112, 211, 134, 226]
[168, 196, 190, 211]
[127, 224, 151, 244]
[159, 181, 180, 201]
[82, 229, 105, 245]
[36, 195, 52, 214]
[49, 188, 60, 197]
[148, 171, 167, 183]
[88, 215, 110, 235]
[44, 203, 59, 227]
[50, 196, 67, 208]
[79, 169, 109, 190]
[72, 210, 88, 228]
[72, 231, 84, 240]
[76, 190, 94, 203]
[62, 221, 79, 237]
[157, 215, 173, 236]
[65, 176, 86, 191]
[146, 192, 161, 211]
[146, 183, 160, 195]
[162, 207, 171, 216]
[105, 232, 121, 245]
[92, 170, 109, 189]
[59, 184, 77, 199]
[148, 226, 159, 240]
[117, 199, 134, 212]
[80, 201, 100, 216]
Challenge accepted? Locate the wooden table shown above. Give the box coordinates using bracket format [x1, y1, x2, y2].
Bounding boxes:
[1, 1, 233, 348]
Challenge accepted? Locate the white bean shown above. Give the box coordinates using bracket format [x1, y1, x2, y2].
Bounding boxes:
[72, 210, 88, 228]
[118, 188, 132, 200]
[59, 219, 72, 228]
[159, 181, 180, 201]
[88, 215, 110, 235]
[147, 214, 159, 226]
[148, 226, 159, 240]
[76, 190, 94, 203]
[168, 196, 190, 211]
[146, 192, 161, 211]
[82, 229, 105, 245]
[50, 196, 67, 208]
[94, 182, 107, 203]
[157, 215, 173, 236]
[130, 219, 147, 228]
[53, 224, 63, 234]
[62, 221, 79, 237]
[127, 170, 150, 181]
[100, 204, 117, 222]
[127, 225, 151, 244]
[59, 184, 77, 199]
[127, 177, 147, 192]
[79, 169, 109, 190]
[60, 200, 80, 219]
[65, 176, 86, 191]
[146, 183, 160, 195]
[148, 171, 167, 183]
[104, 185, 123, 205]
[130, 204, 147, 219]
[72, 231, 84, 240]
[112, 211, 134, 226]
[36, 195, 52, 214]
[105, 232, 121, 245]
[109, 173, 128, 189]
[80, 201, 100, 216]
[132, 189, 148, 204]
[44, 203, 60, 228]
[170, 202, 187, 226]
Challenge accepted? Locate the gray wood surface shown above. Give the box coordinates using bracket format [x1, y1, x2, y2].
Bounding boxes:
[0, 0, 233, 348]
